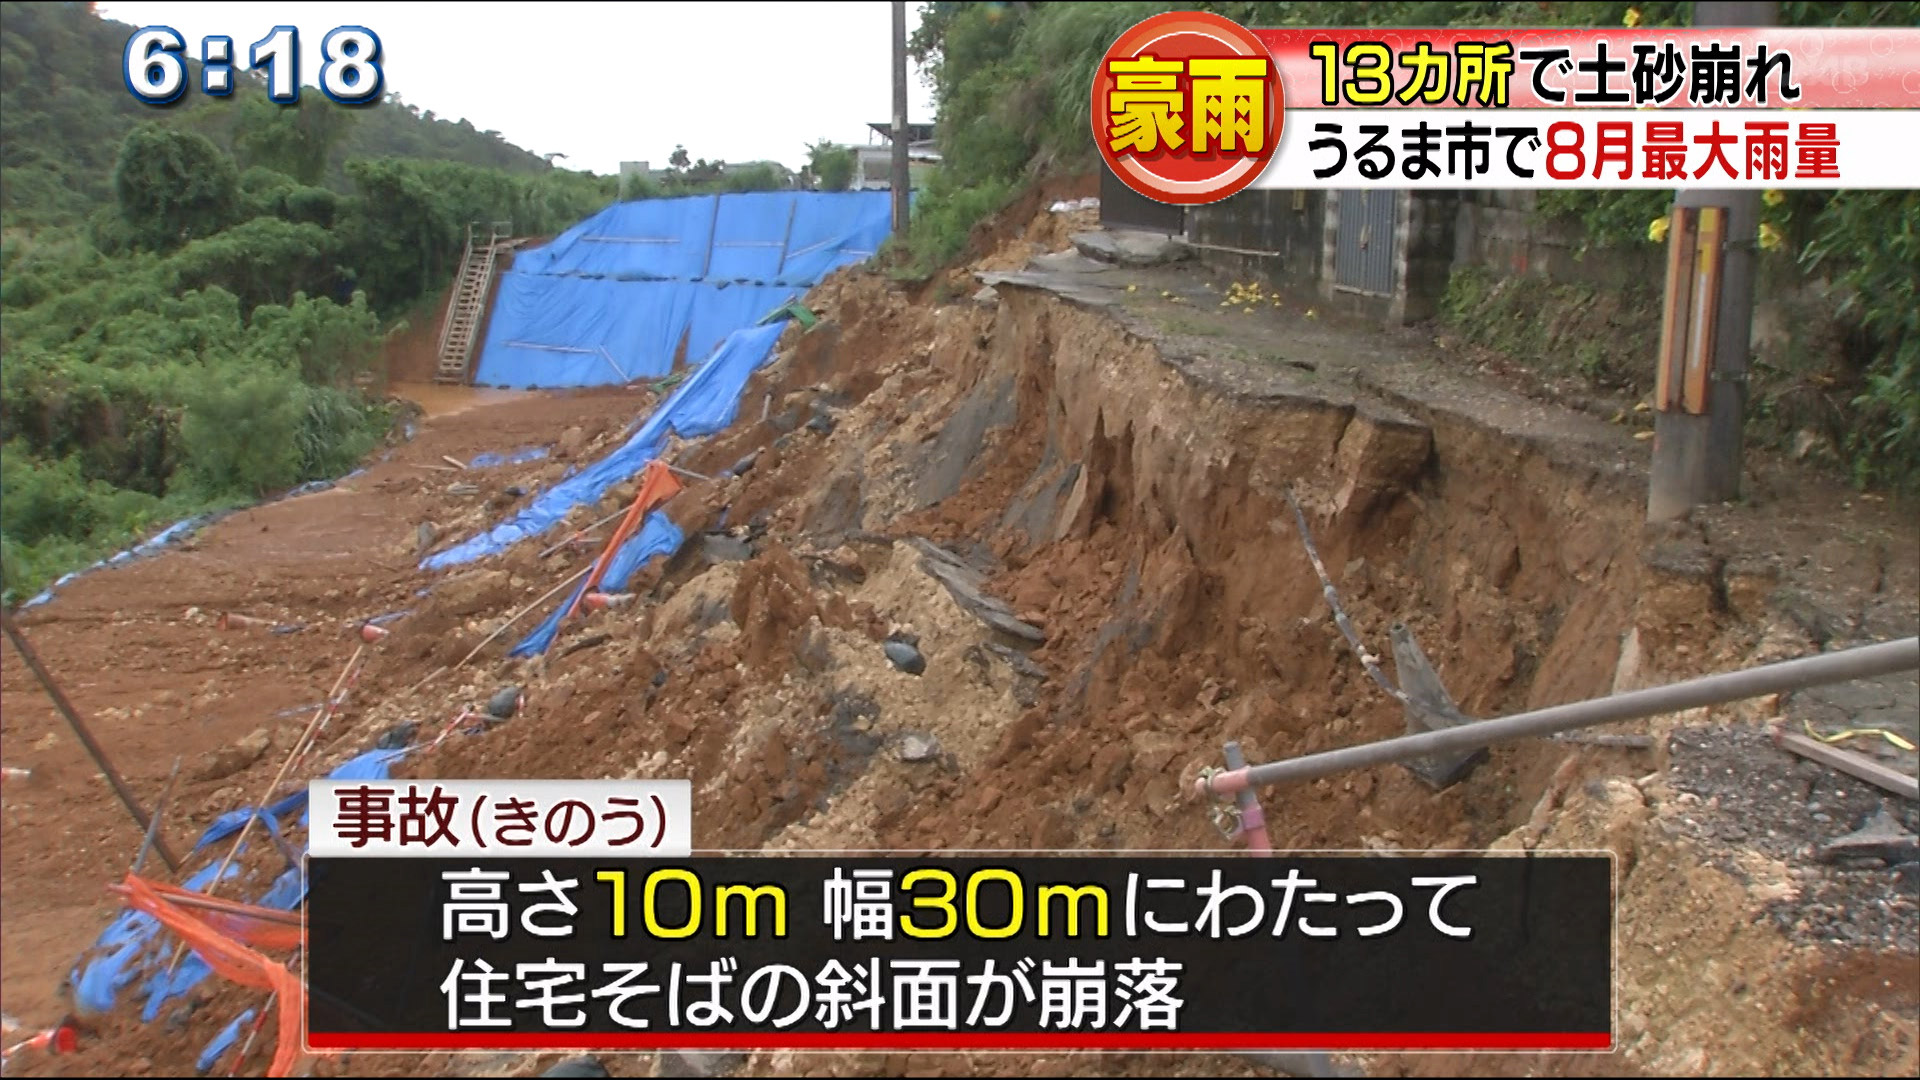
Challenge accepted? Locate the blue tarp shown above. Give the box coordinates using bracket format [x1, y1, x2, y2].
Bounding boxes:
[511, 197, 720, 280]
[687, 283, 798, 370]
[509, 513, 685, 658]
[469, 447, 549, 468]
[425, 321, 787, 572]
[72, 861, 239, 1016]
[198, 1009, 256, 1073]
[193, 790, 306, 853]
[509, 191, 889, 284]
[70, 747, 403, 1019]
[474, 276, 698, 388]
[469, 191, 886, 391]
[21, 512, 220, 609]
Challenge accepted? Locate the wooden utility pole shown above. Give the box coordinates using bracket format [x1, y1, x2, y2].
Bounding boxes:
[891, 1, 911, 233]
[1647, 0, 1774, 522]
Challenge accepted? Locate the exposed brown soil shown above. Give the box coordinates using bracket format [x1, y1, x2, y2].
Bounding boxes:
[3, 184, 1915, 1080]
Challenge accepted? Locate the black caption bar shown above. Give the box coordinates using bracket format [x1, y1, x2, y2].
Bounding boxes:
[305, 854, 1612, 1051]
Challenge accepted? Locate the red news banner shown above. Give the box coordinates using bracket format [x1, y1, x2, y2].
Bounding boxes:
[1097, 19, 1920, 197]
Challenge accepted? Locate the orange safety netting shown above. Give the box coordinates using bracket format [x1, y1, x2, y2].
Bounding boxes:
[564, 458, 684, 620]
[117, 874, 306, 1077]
[117, 877, 305, 952]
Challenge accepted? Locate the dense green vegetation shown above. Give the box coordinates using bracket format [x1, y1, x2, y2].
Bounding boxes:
[903, 0, 1920, 488]
[807, 140, 858, 193]
[1, 1, 623, 602]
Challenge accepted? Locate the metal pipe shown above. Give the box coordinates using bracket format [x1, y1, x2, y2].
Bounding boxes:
[701, 193, 721, 279]
[131, 756, 182, 876]
[775, 199, 798, 278]
[539, 505, 631, 559]
[1200, 637, 1919, 797]
[2, 610, 183, 872]
[105, 884, 305, 926]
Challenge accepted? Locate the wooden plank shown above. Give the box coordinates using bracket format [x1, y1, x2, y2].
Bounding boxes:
[1655, 207, 1698, 413]
[1774, 729, 1919, 801]
[1683, 207, 1724, 416]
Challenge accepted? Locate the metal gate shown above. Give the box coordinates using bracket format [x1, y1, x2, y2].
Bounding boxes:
[1099, 162, 1186, 236]
[1334, 190, 1397, 296]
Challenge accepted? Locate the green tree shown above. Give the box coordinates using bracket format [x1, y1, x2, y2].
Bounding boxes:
[173, 360, 307, 498]
[245, 289, 383, 386]
[112, 122, 242, 251]
[334, 157, 456, 314]
[722, 162, 790, 192]
[166, 216, 340, 312]
[233, 94, 357, 186]
[807, 140, 856, 192]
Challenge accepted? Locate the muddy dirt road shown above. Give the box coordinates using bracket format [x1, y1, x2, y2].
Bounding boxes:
[0, 385, 648, 1029]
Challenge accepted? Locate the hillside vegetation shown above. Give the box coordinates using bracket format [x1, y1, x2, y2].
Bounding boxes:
[0, 1, 621, 602]
[900, 0, 1919, 489]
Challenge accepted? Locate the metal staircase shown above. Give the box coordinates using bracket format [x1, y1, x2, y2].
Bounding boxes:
[434, 222, 513, 384]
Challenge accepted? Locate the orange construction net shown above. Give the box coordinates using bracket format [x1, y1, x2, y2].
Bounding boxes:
[112, 876, 305, 952]
[563, 458, 684, 621]
[116, 874, 306, 1077]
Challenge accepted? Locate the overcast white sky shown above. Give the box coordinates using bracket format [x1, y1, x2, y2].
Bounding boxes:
[96, 2, 939, 174]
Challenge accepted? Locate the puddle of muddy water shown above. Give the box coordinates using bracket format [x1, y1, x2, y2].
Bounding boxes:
[389, 382, 532, 418]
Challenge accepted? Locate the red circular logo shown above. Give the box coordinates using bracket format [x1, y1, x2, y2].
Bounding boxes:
[1091, 11, 1284, 206]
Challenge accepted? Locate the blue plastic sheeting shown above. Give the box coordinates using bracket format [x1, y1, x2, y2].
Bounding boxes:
[512, 197, 720, 280]
[469, 191, 886, 391]
[469, 447, 549, 468]
[473, 275, 697, 389]
[193, 790, 306, 853]
[135, 866, 306, 1023]
[70, 746, 399, 1021]
[508, 513, 684, 659]
[296, 747, 408, 828]
[472, 278, 800, 390]
[21, 512, 220, 609]
[71, 861, 239, 1016]
[686, 283, 799, 372]
[600, 516, 685, 594]
[625, 322, 789, 458]
[198, 1009, 256, 1073]
[751, 192, 894, 285]
[425, 321, 787, 572]
[510, 192, 889, 284]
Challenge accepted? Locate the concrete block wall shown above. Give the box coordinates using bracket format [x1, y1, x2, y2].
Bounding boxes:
[1185, 189, 1328, 291]
[1396, 191, 1461, 325]
[1182, 185, 1832, 374]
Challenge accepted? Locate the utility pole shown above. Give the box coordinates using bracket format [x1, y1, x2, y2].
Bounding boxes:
[1647, 0, 1773, 523]
[891, 0, 911, 234]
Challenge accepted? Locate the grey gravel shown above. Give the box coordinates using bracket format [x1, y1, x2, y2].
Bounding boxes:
[1665, 721, 1919, 954]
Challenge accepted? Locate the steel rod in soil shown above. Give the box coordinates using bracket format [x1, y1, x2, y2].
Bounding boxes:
[2, 610, 183, 873]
